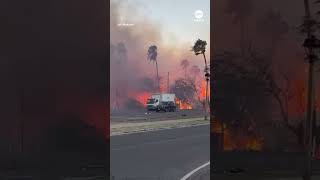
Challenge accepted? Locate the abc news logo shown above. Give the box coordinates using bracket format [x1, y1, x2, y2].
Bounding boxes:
[194, 10, 204, 22]
[117, 9, 205, 27]
[117, 16, 135, 27]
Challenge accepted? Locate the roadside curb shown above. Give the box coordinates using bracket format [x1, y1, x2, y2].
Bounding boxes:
[111, 118, 209, 136]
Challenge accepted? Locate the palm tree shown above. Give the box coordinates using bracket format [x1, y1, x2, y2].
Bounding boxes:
[180, 59, 190, 79]
[192, 39, 209, 120]
[147, 45, 160, 91]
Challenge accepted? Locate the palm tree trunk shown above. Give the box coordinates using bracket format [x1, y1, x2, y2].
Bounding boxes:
[203, 53, 208, 120]
[155, 60, 160, 92]
[205, 76, 209, 114]
[312, 74, 317, 158]
[203, 53, 207, 67]
[167, 72, 170, 93]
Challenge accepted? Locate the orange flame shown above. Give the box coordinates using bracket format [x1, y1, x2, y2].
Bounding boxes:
[127, 91, 150, 107]
[212, 121, 263, 151]
[176, 99, 193, 110]
[199, 80, 210, 100]
[223, 128, 263, 151]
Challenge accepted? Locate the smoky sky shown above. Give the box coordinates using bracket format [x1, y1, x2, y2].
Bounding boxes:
[212, 0, 320, 121]
[213, 0, 314, 80]
[110, 0, 210, 111]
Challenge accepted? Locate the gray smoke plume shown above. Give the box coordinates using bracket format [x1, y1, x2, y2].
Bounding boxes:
[110, 0, 207, 112]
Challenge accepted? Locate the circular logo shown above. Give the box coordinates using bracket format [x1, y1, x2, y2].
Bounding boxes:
[194, 10, 204, 19]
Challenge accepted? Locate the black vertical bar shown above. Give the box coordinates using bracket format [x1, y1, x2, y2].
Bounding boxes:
[105, 0, 110, 179]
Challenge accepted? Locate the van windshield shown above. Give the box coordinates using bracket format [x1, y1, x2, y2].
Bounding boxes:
[147, 99, 155, 104]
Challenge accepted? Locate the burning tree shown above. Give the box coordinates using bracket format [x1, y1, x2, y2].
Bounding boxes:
[264, 69, 305, 148]
[170, 78, 196, 109]
[213, 51, 270, 143]
[213, 47, 312, 151]
[192, 39, 209, 120]
[180, 59, 190, 79]
[192, 80, 207, 110]
[213, 52, 269, 150]
[188, 65, 205, 108]
[147, 45, 160, 91]
[246, 48, 307, 149]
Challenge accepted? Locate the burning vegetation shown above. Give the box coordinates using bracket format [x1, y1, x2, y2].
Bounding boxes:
[110, 43, 210, 112]
[213, 121, 264, 151]
[110, 1, 210, 114]
[210, 0, 319, 152]
[175, 99, 193, 110]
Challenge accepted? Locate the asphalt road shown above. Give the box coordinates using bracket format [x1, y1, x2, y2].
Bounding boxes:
[211, 151, 320, 180]
[110, 124, 210, 180]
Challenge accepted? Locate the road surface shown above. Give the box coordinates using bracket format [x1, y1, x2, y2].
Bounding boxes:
[110, 124, 210, 180]
[211, 151, 320, 180]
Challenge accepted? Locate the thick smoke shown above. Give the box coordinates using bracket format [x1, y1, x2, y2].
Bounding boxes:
[212, 0, 320, 150]
[213, 0, 312, 98]
[110, 0, 209, 113]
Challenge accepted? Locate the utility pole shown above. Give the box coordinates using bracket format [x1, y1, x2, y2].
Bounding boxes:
[203, 52, 209, 121]
[312, 75, 317, 159]
[312, 107, 317, 158]
[167, 72, 170, 93]
[204, 65, 210, 121]
[113, 88, 120, 112]
[302, 0, 320, 179]
[155, 60, 160, 92]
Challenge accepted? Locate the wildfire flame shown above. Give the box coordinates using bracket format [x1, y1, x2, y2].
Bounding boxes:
[130, 92, 194, 110]
[212, 121, 263, 151]
[124, 78, 211, 111]
[199, 79, 210, 101]
[223, 128, 264, 151]
[176, 99, 193, 110]
[199, 80, 207, 100]
[127, 91, 150, 107]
